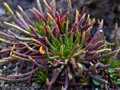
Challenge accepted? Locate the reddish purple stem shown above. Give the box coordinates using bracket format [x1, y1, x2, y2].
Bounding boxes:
[29, 25, 39, 38]
[29, 67, 37, 86]
[0, 49, 11, 54]
[57, 81, 85, 86]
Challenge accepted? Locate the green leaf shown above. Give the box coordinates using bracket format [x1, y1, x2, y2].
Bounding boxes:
[100, 84, 104, 88]
[117, 79, 120, 85]
[92, 75, 102, 86]
[110, 60, 120, 68]
[59, 35, 63, 45]
[34, 68, 49, 83]
[69, 32, 73, 46]
[77, 63, 83, 77]
[73, 38, 79, 48]
[65, 20, 69, 38]
[39, 18, 44, 26]
[79, 31, 85, 49]
[108, 69, 115, 73]
[45, 37, 58, 54]
[93, 79, 100, 86]
[110, 74, 114, 78]
[61, 21, 65, 33]
[81, 76, 89, 83]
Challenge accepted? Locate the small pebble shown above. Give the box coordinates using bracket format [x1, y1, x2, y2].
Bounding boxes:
[13, 66, 18, 72]
[8, 63, 12, 68]
[11, 89, 15, 90]
[95, 88, 99, 90]
[0, 74, 3, 76]
[5, 84, 9, 87]
[0, 81, 5, 87]
[117, 4, 120, 12]
[0, 69, 3, 73]
[3, 66, 7, 69]
[40, 89, 44, 90]
[22, 88, 27, 90]
[16, 88, 21, 90]
[26, 88, 31, 90]
[32, 82, 41, 89]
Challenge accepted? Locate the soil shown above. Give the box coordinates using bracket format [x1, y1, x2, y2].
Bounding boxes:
[0, 0, 120, 90]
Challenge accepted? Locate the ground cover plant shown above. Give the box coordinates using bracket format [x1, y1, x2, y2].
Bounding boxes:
[0, 0, 120, 90]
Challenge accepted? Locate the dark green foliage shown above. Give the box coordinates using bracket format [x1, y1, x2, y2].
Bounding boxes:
[35, 68, 48, 83]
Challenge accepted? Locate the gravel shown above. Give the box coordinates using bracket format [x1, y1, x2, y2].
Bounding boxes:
[0, 8, 5, 16]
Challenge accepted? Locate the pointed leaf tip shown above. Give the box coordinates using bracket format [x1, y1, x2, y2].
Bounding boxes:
[78, 63, 83, 76]
[46, 78, 50, 85]
[99, 30, 103, 33]
[98, 19, 104, 31]
[68, 73, 72, 80]
[39, 46, 45, 55]
[11, 45, 15, 52]
[61, 86, 64, 90]
[4, 2, 7, 6]
[91, 18, 96, 26]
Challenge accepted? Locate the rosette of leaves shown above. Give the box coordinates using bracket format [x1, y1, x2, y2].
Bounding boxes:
[0, 0, 119, 90]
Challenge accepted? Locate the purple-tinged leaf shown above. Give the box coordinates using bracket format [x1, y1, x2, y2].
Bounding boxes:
[18, 5, 33, 25]
[29, 56, 46, 69]
[56, 11, 61, 31]
[42, 0, 55, 17]
[63, 74, 68, 90]
[17, 61, 25, 74]
[47, 13, 60, 38]
[28, 64, 35, 86]
[0, 77, 29, 82]
[57, 81, 85, 86]
[54, 59, 67, 66]
[96, 50, 117, 59]
[44, 24, 49, 36]
[61, 12, 69, 23]
[49, 65, 64, 85]
[7, 67, 40, 78]
[0, 49, 11, 54]
[4, 22, 36, 38]
[0, 38, 14, 45]
[33, 8, 47, 23]
[8, 30, 33, 41]
[16, 11, 28, 29]
[36, 0, 44, 16]
[0, 31, 16, 40]
[30, 9, 40, 24]
[88, 41, 103, 50]
[88, 72, 108, 84]
[29, 25, 39, 38]
[89, 30, 103, 44]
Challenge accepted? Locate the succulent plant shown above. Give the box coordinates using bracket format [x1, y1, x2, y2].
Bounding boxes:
[0, 0, 120, 90]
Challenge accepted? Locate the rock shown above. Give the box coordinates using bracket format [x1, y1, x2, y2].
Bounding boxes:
[117, 4, 120, 12]
[22, 88, 27, 90]
[95, 88, 99, 90]
[0, 81, 5, 87]
[0, 8, 5, 16]
[5, 84, 9, 87]
[16, 88, 21, 90]
[32, 82, 41, 89]
[0, 69, 3, 73]
[3, 66, 7, 69]
[0, 74, 3, 77]
[11, 89, 15, 90]
[13, 66, 18, 72]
